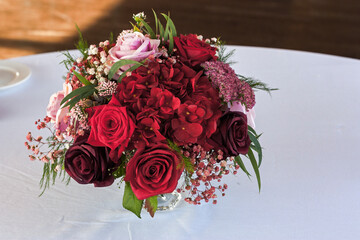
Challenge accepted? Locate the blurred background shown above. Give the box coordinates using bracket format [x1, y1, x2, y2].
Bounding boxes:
[0, 0, 359, 59]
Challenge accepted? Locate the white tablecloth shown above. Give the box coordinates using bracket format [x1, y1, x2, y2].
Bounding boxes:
[1, 47, 360, 240]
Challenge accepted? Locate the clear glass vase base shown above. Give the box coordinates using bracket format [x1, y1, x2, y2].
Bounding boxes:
[157, 191, 182, 211]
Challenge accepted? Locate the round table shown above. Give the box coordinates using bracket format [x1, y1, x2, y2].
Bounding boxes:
[1, 46, 359, 240]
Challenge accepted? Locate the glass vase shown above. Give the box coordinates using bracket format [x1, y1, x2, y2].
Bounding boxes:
[156, 174, 185, 211]
[157, 191, 182, 211]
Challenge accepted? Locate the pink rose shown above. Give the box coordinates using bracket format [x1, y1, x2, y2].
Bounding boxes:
[229, 102, 256, 129]
[106, 31, 161, 74]
[55, 83, 72, 133]
[46, 91, 64, 121]
[55, 106, 70, 132]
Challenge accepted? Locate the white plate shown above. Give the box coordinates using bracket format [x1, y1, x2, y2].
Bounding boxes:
[0, 61, 31, 90]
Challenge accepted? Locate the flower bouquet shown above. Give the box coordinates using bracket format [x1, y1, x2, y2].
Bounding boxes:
[25, 11, 275, 218]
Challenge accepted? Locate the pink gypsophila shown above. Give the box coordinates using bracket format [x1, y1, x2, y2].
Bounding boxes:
[201, 61, 255, 110]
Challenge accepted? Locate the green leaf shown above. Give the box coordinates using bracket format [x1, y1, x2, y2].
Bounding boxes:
[117, 63, 143, 83]
[248, 130, 263, 167]
[60, 85, 94, 106]
[112, 155, 127, 179]
[167, 139, 194, 174]
[73, 71, 92, 86]
[234, 155, 251, 177]
[74, 25, 88, 57]
[108, 59, 143, 80]
[123, 182, 143, 218]
[63, 88, 95, 109]
[144, 196, 158, 218]
[109, 32, 114, 45]
[139, 19, 156, 38]
[247, 148, 261, 191]
[168, 29, 174, 54]
[152, 9, 159, 35]
[158, 21, 164, 39]
[161, 13, 177, 37]
[248, 125, 257, 135]
[163, 16, 170, 42]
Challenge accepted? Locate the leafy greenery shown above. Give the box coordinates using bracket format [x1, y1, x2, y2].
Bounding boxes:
[234, 155, 251, 178]
[108, 59, 143, 82]
[60, 84, 96, 109]
[73, 71, 92, 86]
[109, 32, 114, 45]
[217, 43, 236, 65]
[144, 196, 158, 218]
[217, 44, 278, 95]
[132, 11, 177, 54]
[167, 139, 194, 174]
[74, 25, 88, 58]
[60, 51, 76, 70]
[247, 147, 261, 191]
[123, 182, 143, 218]
[39, 138, 71, 196]
[248, 126, 263, 167]
[112, 155, 127, 179]
[238, 74, 278, 94]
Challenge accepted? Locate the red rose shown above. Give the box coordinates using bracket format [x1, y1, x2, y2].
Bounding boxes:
[124, 144, 184, 200]
[174, 34, 217, 67]
[86, 97, 135, 152]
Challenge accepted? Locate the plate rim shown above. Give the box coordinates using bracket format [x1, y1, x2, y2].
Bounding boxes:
[0, 60, 31, 90]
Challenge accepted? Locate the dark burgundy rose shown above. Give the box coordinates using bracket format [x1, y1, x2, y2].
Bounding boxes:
[124, 144, 184, 200]
[174, 34, 217, 68]
[210, 111, 251, 157]
[64, 133, 118, 187]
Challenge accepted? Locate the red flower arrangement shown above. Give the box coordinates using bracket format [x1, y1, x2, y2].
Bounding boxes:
[25, 11, 275, 218]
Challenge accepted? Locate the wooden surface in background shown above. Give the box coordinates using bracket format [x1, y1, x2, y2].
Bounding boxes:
[0, 0, 359, 59]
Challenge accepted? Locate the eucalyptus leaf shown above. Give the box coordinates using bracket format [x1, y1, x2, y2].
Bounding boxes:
[158, 21, 164, 40]
[140, 19, 155, 38]
[247, 148, 261, 191]
[108, 59, 143, 80]
[63, 89, 94, 109]
[163, 16, 170, 42]
[123, 182, 143, 218]
[168, 29, 174, 54]
[73, 71, 92, 86]
[152, 9, 159, 35]
[248, 131, 263, 167]
[117, 63, 143, 83]
[248, 125, 257, 135]
[234, 155, 251, 177]
[161, 13, 177, 37]
[60, 85, 94, 107]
